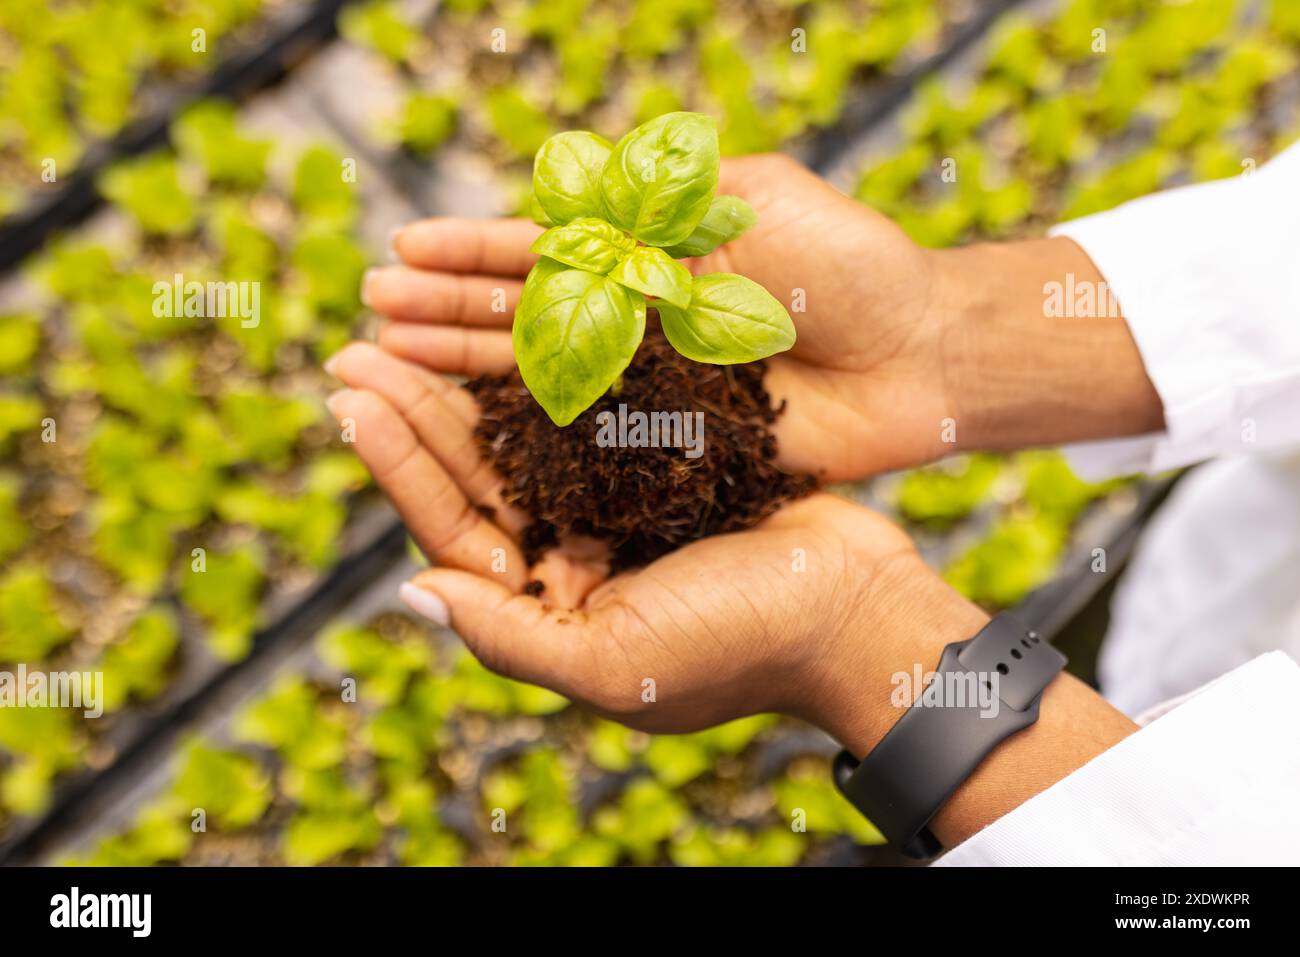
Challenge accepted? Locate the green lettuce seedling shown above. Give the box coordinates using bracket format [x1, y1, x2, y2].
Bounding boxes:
[517, 112, 796, 426]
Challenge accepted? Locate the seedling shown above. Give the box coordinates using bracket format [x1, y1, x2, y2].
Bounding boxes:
[517, 112, 796, 426]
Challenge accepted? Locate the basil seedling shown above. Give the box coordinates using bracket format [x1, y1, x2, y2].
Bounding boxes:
[516, 112, 796, 426]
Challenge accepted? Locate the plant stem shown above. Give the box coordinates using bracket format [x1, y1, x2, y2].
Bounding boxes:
[610, 374, 624, 397]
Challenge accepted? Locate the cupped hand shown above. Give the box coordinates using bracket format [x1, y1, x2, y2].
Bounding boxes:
[324, 343, 967, 741]
[362, 153, 951, 483]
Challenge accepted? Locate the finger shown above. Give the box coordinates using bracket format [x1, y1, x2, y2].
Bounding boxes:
[715, 154, 769, 196]
[328, 343, 528, 535]
[401, 569, 594, 693]
[326, 388, 526, 587]
[716, 153, 788, 201]
[528, 535, 611, 608]
[716, 152, 811, 199]
[391, 217, 543, 277]
[362, 265, 523, 327]
[378, 323, 517, 376]
[328, 341, 479, 425]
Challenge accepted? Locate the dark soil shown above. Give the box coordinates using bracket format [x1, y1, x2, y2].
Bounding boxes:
[465, 323, 815, 571]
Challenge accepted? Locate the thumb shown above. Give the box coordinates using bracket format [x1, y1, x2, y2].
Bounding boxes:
[399, 569, 590, 694]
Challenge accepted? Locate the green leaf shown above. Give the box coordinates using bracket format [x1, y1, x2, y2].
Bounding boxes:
[284, 809, 381, 865]
[305, 451, 371, 498]
[0, 565, 74, 662]
[209, 200, 278, 282]
[33, 242, 117, 302]
[485, 86, 555, 159]
[393, 92, 457, 154]
[586, 720, 638, 772]
[172, 100, 271, 190]
[450, 652, 568, 717]
[318, 624, 431, 707]
[556, 22, 617, 113]
[896, 455, 1001, 526]
[366, 707, 429, 763]
[529, 217, 635, 274]
[99, 607, 179, 711]
[90, 496, 179, 594]
[233, 677, 348, 769]
[1, 756, 58, 816]
[607, 245, 692, 307]
[171, 741, 271, 830]
[1017, 450, 1117, 520]
[0, 700, 79, 763]
[399, 825, 465, 867]
[0, 394, 42, 450]
[592, 778, 691, 864]
[0, 314, 40, 375]
[291, 229, 369, 317]
[218, 391, 320, 467]
[944, 514, 1067, 608]
[669, 824, 805, 867]
[532, 130, 612, 224]
[98, 153, 197, 236]
[661, 195, 757, 258]
[178, 546, 265, 662]
[527, 191, 557, 227]
[645, 735, 713, 788]
[656, 273, 795, 364]
[600, 112, 719, 246]
[774, 773, 886, 845]
[292, 146, 356, 226]
[513, 262, 646, 426]
[339, 0, 420, 64]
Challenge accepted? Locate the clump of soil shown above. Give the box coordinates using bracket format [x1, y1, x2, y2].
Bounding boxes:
[465, 322, 815, 570]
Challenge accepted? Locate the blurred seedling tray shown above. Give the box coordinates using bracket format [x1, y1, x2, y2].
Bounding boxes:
[0, 0, 358, 274]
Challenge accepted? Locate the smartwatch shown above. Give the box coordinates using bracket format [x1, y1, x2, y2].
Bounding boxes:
[832, 613, 1067, 859]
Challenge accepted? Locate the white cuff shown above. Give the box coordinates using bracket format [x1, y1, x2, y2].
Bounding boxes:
[1051, 142, 1300, 479]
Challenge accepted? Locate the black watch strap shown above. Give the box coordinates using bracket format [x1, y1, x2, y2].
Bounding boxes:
[832, 613, 1067, 859]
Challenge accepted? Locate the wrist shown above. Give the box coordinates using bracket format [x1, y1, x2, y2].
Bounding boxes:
[925, 237, 1165, 454]
[810, 553, 989, 759]
[810, 551, 1139, 850]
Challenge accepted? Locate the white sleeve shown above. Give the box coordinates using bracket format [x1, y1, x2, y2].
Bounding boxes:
[933, 652, 1300, 866]
[1050, 142, 1300, 480]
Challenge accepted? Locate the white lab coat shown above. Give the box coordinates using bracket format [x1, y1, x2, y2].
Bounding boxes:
[938, 142, 1300, 865]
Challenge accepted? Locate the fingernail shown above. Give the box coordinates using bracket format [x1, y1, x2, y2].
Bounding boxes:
[360, 268, 377, 308]
[323, 352, 341, 376]
[400, 581, 450, 627]
[325, 388, 351, 417]
[387, 227, 404, 261]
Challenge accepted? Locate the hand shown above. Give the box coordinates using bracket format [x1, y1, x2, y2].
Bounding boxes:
[362, 154, 948, 482]
[362, 154, 1164, 481]
[324, 339, 939, 735]
[333, 152, 1153, 846]
[324, 347, 1135, 848]
[400, 492, 946, 740]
